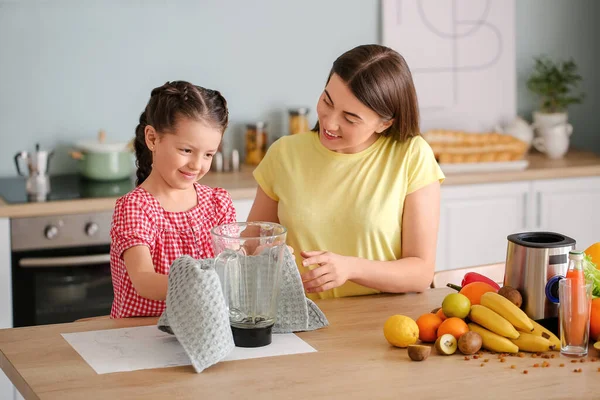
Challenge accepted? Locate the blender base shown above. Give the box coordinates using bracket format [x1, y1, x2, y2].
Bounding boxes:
[231, 324, 273, 348]
[536, 317, 559, 336]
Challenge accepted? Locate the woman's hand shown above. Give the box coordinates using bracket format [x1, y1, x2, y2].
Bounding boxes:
[300, 250, 354, 293]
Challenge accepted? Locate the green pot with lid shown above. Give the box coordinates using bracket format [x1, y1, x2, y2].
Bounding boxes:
[70, 131, 135, 181]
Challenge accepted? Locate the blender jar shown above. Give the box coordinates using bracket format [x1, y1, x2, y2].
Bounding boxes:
[211, 222, 287, 347]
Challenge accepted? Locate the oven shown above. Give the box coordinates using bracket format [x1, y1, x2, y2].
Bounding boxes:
[11, 211, 115, 327]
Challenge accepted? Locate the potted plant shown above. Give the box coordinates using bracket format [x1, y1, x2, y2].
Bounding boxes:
[526, 55, 585, 132]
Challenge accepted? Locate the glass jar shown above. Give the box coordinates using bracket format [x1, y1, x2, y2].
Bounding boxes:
[288, 108, 310, 135]
[245, 122, 267, 165]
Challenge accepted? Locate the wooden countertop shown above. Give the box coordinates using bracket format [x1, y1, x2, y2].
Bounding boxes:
[1, 288, 598, 399]
[1, 149, 599, 218]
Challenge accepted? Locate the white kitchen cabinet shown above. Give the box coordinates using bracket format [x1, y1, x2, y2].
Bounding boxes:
[0, 218, 11, 331]
[232, 199, 254, 222]
[0, 217, 17, 400]
[436, 182, 530, 272]
[532, 176, 600, 250]
[435, 176, 600, 273]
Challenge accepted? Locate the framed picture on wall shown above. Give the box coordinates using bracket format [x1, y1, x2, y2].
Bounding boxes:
[382, 0, 516, 132]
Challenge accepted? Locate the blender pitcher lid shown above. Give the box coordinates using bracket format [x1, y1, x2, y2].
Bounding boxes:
[507, 231, 576, 249]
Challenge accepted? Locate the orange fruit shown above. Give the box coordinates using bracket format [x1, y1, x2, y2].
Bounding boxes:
[459, 282, 498, 305]
[436, 308, 447, 321]
[590, 298, 600, 342]
[585, 242, 600, 267]
[416, 313, 443, 343]
[437, 317, 469, 340]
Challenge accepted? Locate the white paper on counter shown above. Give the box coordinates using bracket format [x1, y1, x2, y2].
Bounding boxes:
[61, 326, 316, 374]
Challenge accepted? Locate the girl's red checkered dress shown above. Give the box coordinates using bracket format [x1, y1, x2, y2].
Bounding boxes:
[109, 183, 237, 318]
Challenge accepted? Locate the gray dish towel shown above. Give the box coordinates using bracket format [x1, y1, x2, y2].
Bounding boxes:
[157, 248, 328, 373]
[157, 256, 234, 373]
[272, 248, 329, 333]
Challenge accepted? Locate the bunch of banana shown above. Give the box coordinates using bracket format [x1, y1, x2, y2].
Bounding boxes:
[468, 323, 519, 353]
[510, 331, 556, 352]
[480, 292, 534, 332]
[468, 305, 520, 339]
[517, 318, 561, 351]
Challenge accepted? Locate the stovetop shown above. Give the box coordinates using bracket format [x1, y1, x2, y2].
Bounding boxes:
[0, 175, 135, 204]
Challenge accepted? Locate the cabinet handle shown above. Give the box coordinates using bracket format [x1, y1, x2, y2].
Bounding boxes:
[536, 192, 541, 228]
[19, 254, 110, 268]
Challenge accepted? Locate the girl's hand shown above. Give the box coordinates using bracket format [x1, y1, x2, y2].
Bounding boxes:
[251, 244, 294, 255]
[234, 240, 294, 256]
[300, 250, 353, 293]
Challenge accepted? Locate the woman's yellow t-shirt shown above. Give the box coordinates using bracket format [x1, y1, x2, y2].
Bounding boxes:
[253, 132, 445, 299]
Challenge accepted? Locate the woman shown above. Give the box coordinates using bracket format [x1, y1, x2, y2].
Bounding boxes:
[248, 44, 445, 299]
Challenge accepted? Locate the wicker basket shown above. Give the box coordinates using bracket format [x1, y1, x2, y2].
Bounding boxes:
[422, 130, 529, 164]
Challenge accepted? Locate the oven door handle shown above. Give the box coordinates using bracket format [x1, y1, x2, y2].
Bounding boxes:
[18, 254, 111, 268]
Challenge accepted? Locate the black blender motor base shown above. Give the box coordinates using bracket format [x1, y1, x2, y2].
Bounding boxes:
[536, 317, 559, 336]
[231, 324, 274, 348]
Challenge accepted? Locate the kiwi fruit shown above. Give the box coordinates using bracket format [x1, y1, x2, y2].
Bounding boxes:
[434, 333, 457, 356]
[407, 344, 431, 361]
[498, 286, 523, 308]
[431, 307, 441, 314]
[458, 331, 483, 355]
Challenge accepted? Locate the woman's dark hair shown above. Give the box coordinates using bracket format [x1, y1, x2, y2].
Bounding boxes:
[312, 44, 420, 142]
[134, 81, 229, 185]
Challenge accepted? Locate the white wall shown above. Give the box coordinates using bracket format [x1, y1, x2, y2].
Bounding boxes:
[0, 0, 598, 178]
[0, 0, 378, 176]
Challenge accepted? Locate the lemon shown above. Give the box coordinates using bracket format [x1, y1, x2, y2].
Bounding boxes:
[383, 315, 419, 348]
[442, 293, 471, 319]
[594, 341, 600, 351]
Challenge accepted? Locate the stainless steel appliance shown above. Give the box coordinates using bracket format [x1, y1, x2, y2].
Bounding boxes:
[14, 143, 54, 201]
[504, 231, 576, 329]
[10, 211, 114, 327]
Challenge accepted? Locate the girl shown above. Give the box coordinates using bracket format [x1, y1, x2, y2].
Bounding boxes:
[109, 81, 236, 318]
[248, 44, 445, 299]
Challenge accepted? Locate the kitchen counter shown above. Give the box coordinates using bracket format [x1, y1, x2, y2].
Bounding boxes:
[0, 288, 598, 399]
[1, 149, 599, 218]
[441, 149, 600, 185]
